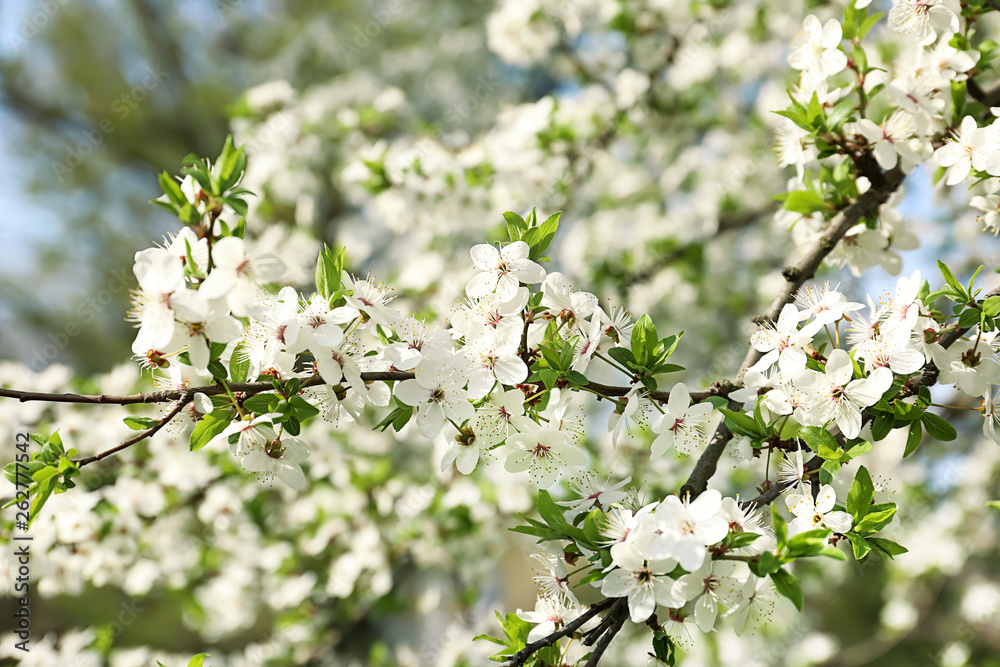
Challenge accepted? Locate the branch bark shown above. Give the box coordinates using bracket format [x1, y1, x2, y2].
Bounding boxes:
[503, 597, 616, 667]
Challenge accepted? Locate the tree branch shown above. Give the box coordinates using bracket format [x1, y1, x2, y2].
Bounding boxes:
[75, 395, 193, 467]
[503, 597, 616, 667]
[0, 372, 735, 407]
[738, 164, 907, 377]
[583, 598, 629, 667]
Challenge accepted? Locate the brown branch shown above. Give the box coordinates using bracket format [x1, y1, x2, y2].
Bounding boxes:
[738, 164, 907, 378]
[0, 372, 736, 407]
[679, 422, 734, 500]
[75, 395, 193, 467]
[678, 164, 908, 502]
[504, 597, 616, 667]
[583, 598, 629, 667]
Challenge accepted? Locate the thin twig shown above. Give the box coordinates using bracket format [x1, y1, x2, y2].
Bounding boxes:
[75, 396, 193, 467]
[583, 599, 629, 667]
[504, 598, 616, 667]
[0, 372, 734, 407]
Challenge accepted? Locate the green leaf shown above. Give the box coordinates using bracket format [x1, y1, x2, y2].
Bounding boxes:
[988, 501, 1000, 511]
[771, 504, 788, 550]
[770, 569, 803, 611]
[782, 190, 828, 215]
[843, 440, 872, 460]
[854, 505, 896, 535]
[214, 134, 247, 192]
[289, 395, 320, 420]
[190, 409, 235, 451]
[503, 211, 528, 242]
[315, 245, 346, 300]
[983, 296, 1000, 317]
[903, 420, 924, 459]
[870, 411, 895, 442]
[957, 307, 981, 329]
[922, 412, 956, 441]
[652, 632, 677, 666]
[527, 211, 561, 260]
[847, 466, 875, 522]
[631, 314, 658, 367]
[938, 260, 966, 300]
[123, 416, 160, 431]
[187, 654, 211, 667]
[207, 359, 228, 380]
[751, 550, 782, 577]
[867, 537, 908, 558]
[583, 509, 607, 546]
[608, 346, 636, 368]
[819, 459, 841, 485]
[727, 531, 763, 549]
[799, 426, 843, 459]
[785, 528, 832, 558]
[859, 12, 883, 38]
[845, 532, 871, 560]
[229, 345, 250, 383]
[158, 171, 187, 208]
[243, 393, 278, 414]
[720, 408, 763, 438]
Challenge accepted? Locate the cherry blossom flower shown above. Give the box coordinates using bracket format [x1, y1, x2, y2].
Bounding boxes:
[471, 387, 534, 447]
[788, 15, 847, 89]
[857, 110, 919, 170]
[794, 283, 862, 326]
[198, 236, 286, 317]
[970, 193, 1000, 235]
[341, 273, 400, 329]
[600, 551, 685, 623]
[296, 293, 356, 352]
[462, 328, 528, 399]
[785, 484, 853, 534]
[207, 412, 282, 456]
[450, 289, 528, 343]
[466, 241, 545, 302]
[171, 310, 242, 375]
[393, 365, 474, 439]
[516, 596, 579, 643]
[650, 383, 715, 458]
[980, 386, 1000, 446]
[636, 489, 729, 572]
[933, 332, 1000, 396]
[608, 385, 647, 447]
[748, 304, 821, 375]
[530, 552, 578, 605]
[730, 575, 777, 636]
[675, 560, 741, 632]
[934, 116, 1000, 186]
[505, 425, 588, 487]
[855, 326, 925, 376]
[240, 437, 310, 490]
[540, 272, 597, 326]
[888, 0, 960, 46]
[796, 349, 893, 439]
[558, 473, 631, 514]
[129, 249, 207, 354]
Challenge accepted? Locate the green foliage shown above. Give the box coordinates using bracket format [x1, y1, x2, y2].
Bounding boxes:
[2, 431, 80, 528]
